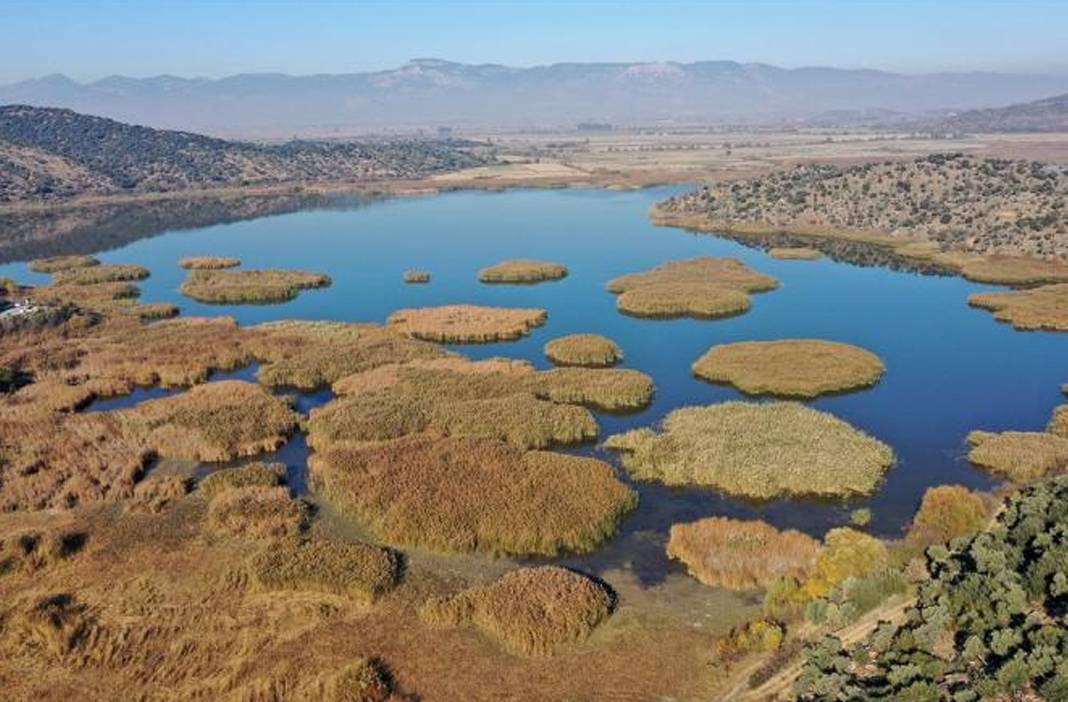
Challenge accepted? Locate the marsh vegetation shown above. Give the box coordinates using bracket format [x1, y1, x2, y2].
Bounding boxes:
[180, 268, 331, 303]
[387, 304, 547, 342]
[543, 333, 622, 367]
[478, 259, 568, 284]
[606, 257, 777, 318]
[178, 256, 241, 270]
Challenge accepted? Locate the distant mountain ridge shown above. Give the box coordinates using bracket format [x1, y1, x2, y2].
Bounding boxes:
[0, 105, 489, 202]
[3, 59, 1068, 137]
[928, 92, 1068, 133]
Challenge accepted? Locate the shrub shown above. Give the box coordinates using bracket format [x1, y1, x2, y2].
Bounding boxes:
[419, 566, 614, 656]
[543, 333, 622, 367]
[850, 508, 873, 528]
[803, 528, 890, 599]
[605, 402, 894, 499]
[905, 485, 990, 549]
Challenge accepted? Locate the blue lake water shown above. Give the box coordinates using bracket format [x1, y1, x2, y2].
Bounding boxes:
[3, 186, 1065, 580]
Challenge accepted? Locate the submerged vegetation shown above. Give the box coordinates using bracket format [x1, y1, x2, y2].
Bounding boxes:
[310, 433, 637, 556]
[605, 402, 894, 499]
[387, 304, 547, 342]
[420, 566, 614, 656]
[180, 268, 331, 303]
[606, 257, 777, 319]
[178, 256, 241, 270]
[692, 339, 885, 398]
[543, 333, 622, 367]
[478, 259, 568, 283]
[969, 283, 1068, 331]
[667, 517, 819, 590]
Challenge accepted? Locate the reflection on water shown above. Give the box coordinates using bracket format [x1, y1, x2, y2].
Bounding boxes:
[5, 186, 1065, 587]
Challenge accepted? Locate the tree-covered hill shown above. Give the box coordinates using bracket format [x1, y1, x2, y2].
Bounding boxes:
[0, 105, 491, 202]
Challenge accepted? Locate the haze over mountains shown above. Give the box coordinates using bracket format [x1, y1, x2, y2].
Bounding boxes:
[4, 59, 1068, 137]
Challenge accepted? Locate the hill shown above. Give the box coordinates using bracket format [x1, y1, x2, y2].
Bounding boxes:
[3, 60, 1068, 136]
[931, 92, 1068, 133]
[0, 105, 490, 202]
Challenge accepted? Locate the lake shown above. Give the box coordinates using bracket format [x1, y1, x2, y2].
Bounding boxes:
[2, 186, 1064, 583]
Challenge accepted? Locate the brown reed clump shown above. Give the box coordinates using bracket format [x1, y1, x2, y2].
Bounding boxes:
[968, 283, 1068, 331]
[544, 334, 622, 367]
[178, 256, 241, 270]
[666, 517, 819, 590]
[180, 269, 331, 304]
[692, 339, 885, 398]
[0, 527, 88, 574]
[387, 304, 548, 343]
[960, 256, 1068, 286]
[768, 247, 823, 261]
[616, 281, 752, 318]
[1047, 404, 1068, 437]
[248, 320, 445, 390]
[310, 434, 637, 556]
[122, 380, 299, 462]
[403, 270, 431, 283]
[966, 430, 1068, 481]
[905, 484, 991, 549]
[129, 475, 194, 514]
[332, 356, 534, 396]
[248, 536, 400, 603]
[198, 462, 287, 499]
[419, 566, 614, 656]
[323, 658, 394, 702]
[28, 255, 100, 273]
[605, 402, 894, 499]
[529, 367, 655, 411]
[207, 485, 308, 539]
[478, 259, 568, 283]
[52, 264, 150, 286]
[606, 257, 779, 295]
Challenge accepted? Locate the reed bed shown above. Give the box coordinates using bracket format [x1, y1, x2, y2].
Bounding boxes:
[667, 517, 819, 590]
[905, 484, 990, 548]
[605, 402, 894, 499]
[968, 283, 1068, 331]
[616, 281, 752, 318]
[606, 257, 779, 295]
[1048, 403, 1068, 436]
[0, 527, 88, 574]
[52, 264, 150, 286]
[207, 485, 308, 538]
[332, 356, 534, 396]
[478, 259, 568, 284]
[387, 304, 547, 343]
[692, 339, 885, 398]
[403, 270, 431, 283]
[960, 256, 1068, 286]
[248, 320, 445, 390]
[28, 255, 99, 273]
[198, 462, 287, 499]
[544, 334, 622, 367]
[249, 537, 400, 603]
[178, 256, 241, 270]
[419, 566, 614, 656]
[323, 658, 393, 702]
[966, 430, 1068, 481]
[180, 269, 331, 304]
[310, 433, 636, 556]
[528, 367, 654, 411]
[129, 475, 193, 513]
[768, 247, 823, 261]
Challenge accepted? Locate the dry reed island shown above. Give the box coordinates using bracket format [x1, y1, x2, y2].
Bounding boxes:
[5, 148, 1068, 701]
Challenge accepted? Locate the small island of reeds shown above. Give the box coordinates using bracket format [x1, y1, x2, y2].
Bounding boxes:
[180, 268, 331, 303]
[178, 256, 241, 270]
[403, 269, 431, 283]
[28, 255, 100, 273]
[478, 259, 568, 284]
[692, 339, 885, 398]
[387, 304, 547, 342]
[544, 333, 622, 367]
[605, 401, 894, 499]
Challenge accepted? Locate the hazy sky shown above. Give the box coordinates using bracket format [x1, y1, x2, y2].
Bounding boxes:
[3, 0, 1067, 83]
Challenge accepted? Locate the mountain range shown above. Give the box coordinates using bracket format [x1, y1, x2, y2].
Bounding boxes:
[930, 92, 1068, 133]
[3, 59, 1068, 137]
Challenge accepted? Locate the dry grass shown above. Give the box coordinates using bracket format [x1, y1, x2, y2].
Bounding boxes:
[606, 257, 779, 295]
[387, 304, 548, 343]
[0, 526, 88, 574]
[529, 367, 654, 411]
[905, 485, 990, 548]
[961, 256, 1068, 286]
[615, 282, 753, 318]
[129, 475, 193, 513]
[248, 320, 445, 390]
[1049, 404, 1068, 436]
[310, 433, 636, 556]
[52, 264, 150, 285]
[478, 259, 568, 284]
[249, 536, 400, 603]
[692, 339, 885, 398]
[198, 462, 287, 499]
[180, 269, 331, 303]
[544, 334, 622, 367]
[403, 270, 430, 283]
[969, 283, 1068, 331]
[123, 380, 299, 462]
[605, 402, 894, 499]
[28, 255, 99, 273]
[666, 517, 819, 590]
[419, 566, 614, 656]
[207, 485, 309, 538]
[178, 256, 241, 270]
[966, 430, 1068, 481]
[768, 247, 822, 261]
[323, 658, 394, 702]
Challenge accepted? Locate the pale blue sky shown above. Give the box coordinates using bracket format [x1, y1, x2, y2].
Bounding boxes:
[3, 0, 1067, 83]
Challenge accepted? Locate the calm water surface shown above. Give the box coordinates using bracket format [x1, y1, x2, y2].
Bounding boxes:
[3, 187, 1064, 583]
